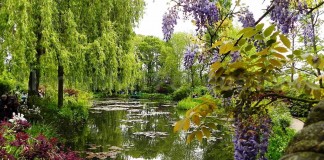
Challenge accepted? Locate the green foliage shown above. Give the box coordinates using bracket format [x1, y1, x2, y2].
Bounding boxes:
[191, 86, 208, 97]
[0, 79, 13, 95]
[27, 88, 91, 126]
[138, 93, 172, 101]
[172, 85, 191, 101]
[267, 127, 295, 160]
[156, 82, 174, 94]
[268, 104, 293, 128]
[177, 97, 201, 110]
[27, 122, 59, 139]
[266, 104, 296, 160]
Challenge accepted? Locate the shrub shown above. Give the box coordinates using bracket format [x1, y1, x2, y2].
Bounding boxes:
[268, 104, 293, 128]
[27, 122, 59, 139]
[266, 104, 296, 160]
[0, 115, 81, 159]
[0, 79, 13, 95]
[177, 97, 200, 110]
[191, 86, 208, 97]
[156, 82, 174, 94]
[139, 93, 172, 100]
[172, 85, 191, 101]
[26, 89, 91, 125]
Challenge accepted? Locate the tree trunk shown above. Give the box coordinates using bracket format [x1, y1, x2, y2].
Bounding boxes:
[58, 65, 64, 108]
[28, 69, 38, 96]
[28, 52, 41, 106]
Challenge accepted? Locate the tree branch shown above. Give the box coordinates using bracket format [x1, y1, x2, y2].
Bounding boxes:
[295, 67, 317, 77]
[262, 93, 319, 104]
[220, 5, 275, 62]
[307, 1, 324, 14]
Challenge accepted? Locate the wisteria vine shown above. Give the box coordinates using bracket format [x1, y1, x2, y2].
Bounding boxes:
[162, 0, 220, 41]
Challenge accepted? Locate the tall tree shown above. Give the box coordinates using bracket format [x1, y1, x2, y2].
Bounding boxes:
[0, 0, 145, 107]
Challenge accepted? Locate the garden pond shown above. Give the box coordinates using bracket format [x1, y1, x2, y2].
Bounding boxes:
[61, 99, 234, 160]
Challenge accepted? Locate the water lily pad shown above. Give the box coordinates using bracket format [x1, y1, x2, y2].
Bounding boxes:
[133, 131, 169, 138]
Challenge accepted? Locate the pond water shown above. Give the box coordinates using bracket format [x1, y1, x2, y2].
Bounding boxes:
[63, 99, 234, 160]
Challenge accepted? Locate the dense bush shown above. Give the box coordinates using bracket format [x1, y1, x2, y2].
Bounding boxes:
[177, 97, 200, 110]
[177, 95, 216, 110]
[0, 115, 81, 159]
[25, 88, 91, 126]
[139, 93, 172, 100]
[0, 78, 14, 95]
[266, 104, 296, 160]
[27, 122, 59, 139]
[156, 82, 174, 94]
[172, 85, 191, 101]
[191, 86, 208, 97]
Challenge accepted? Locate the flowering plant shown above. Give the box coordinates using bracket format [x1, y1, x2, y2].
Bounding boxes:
[0, 115, 81, 159]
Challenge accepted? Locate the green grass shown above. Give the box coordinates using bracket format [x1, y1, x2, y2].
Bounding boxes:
[27, 122, 59, 139]
[177, 97, 200, 110]
[177, 95, 217, 110]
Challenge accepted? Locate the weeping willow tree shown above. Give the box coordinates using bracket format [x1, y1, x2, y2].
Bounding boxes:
[0, 0, 145, 107]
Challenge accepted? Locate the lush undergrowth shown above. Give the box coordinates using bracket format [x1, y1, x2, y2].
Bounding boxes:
[266, 104, 296, 160]
[0, 114, 81, 159]
[25, 88, 92, 127]
[177, 94, 217, 110]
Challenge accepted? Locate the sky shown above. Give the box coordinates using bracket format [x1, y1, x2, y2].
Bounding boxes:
[135, 0, 271, 39]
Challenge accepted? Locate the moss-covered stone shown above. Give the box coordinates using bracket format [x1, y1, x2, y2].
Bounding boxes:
[305, 101, 324, 126]
[280, 101, 324, 160]
[281, 152, 324, 160]
[285, 122, 324, 153]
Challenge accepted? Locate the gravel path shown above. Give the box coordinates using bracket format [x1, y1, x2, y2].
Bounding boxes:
[289, 118, 304, 132]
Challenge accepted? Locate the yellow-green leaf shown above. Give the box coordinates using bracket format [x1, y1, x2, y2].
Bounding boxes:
[272, 53, 286, 60]
[202, 127, 211, 138]
[293, 50, 302, 55]
[238, 27, 254, 35]
[256, 57, 266, 63]
[243, 29, 258, 38]
[183, 118, 191, 131]
[174, 120, 183, 132]
[219, 43, 234, 54]
[254, 34, 264, 40]
[186, 132, 196, 144]
[279, 34, 291, 48]
[212, 41, 222, 48]
[211, 62, 221, 73]
[257, 48, 268, 56]
[312, 89, 322, 100]
[230, 62, 245, 69]
[192, 115, 200, 126]
[264, 25, 275, 37]
[185, 109, 194, 117]
[238, 38, 247, 46]
[196, 130, 203, 142]
[207, 123, 217, 129]
[255, 23, 264, 31]
[245, 44, 253, 51]
[269, 59, 282, 67]
[274, 47, 288, 53]
[255, 63, 265, 68]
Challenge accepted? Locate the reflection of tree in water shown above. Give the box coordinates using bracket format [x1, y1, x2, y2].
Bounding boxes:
[65, 110, 127, 152]
[61, 100, 234, 159]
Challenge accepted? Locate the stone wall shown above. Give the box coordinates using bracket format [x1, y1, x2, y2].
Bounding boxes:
[280, 101, 324, 160]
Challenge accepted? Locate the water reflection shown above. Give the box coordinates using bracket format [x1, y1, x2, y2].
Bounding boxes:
[62, 99, 234, 160]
